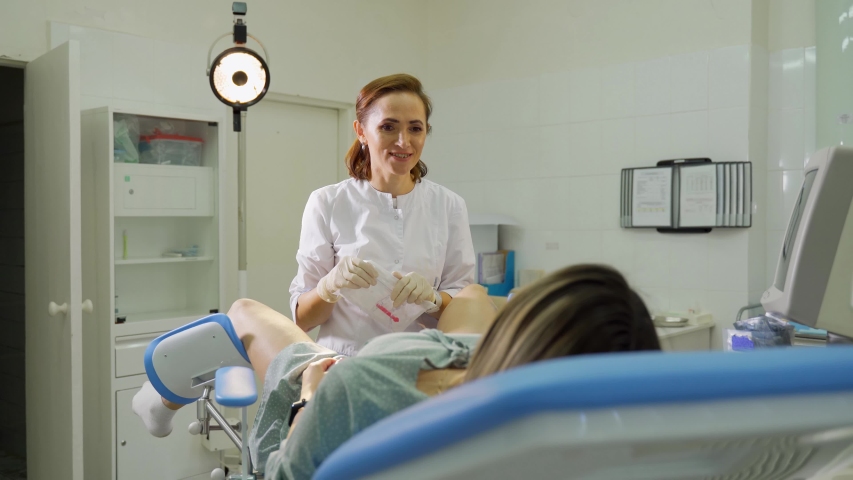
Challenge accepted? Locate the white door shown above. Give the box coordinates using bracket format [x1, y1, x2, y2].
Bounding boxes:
[24, 41, 83, 480]
[246, 101, 339, 316]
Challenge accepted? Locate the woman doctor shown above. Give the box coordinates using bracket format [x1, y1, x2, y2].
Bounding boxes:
[289, 74, 476, 356]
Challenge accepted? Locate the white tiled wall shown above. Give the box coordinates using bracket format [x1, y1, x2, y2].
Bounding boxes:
[43, 17, 817, 352]
[765, 46, 817, 286]
[425, 45, 756, 348]
[50, 23, 222, 114]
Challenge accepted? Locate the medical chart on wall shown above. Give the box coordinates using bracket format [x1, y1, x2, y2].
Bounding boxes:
[678, 165, 717, 227]
[621, 161, 752, 230]
[631, 168, 673, 227]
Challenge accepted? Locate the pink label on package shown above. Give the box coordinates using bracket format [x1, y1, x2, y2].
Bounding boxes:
[376, 303, 400, 323]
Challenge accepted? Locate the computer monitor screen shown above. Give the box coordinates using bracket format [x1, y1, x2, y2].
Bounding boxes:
[762, 147, 853, 337]
[772, 170, 818, 292]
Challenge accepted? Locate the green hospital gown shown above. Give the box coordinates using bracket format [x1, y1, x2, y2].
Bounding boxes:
[248, 329, 480, 480]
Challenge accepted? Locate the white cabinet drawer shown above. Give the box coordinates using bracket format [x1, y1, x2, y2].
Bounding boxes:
[116, 388, 220, 479]
[115, 332, 166, 378]
[114, 163, 213, 216]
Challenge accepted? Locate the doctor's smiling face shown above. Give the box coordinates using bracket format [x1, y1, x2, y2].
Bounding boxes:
[355, 91, 428, 189]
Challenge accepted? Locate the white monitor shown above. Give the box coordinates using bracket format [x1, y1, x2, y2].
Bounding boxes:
[762, 146, 853, 337]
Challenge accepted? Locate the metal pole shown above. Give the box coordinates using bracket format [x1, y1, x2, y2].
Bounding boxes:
[241, 406, 252, 478]
[205, 401, 242, 449]
[238, 110, 248, 298]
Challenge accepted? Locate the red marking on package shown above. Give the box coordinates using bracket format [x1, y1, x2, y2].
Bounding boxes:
[376, 303, 400, 322]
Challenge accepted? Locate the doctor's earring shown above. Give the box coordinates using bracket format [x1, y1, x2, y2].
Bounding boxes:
[361, 143, 366, 151]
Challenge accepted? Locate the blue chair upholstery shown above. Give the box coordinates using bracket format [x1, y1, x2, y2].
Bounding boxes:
[315, 347, 853, 480]
[214, 366, 258, 407]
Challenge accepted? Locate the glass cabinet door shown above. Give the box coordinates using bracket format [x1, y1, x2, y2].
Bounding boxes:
[110, 112, 221, 324]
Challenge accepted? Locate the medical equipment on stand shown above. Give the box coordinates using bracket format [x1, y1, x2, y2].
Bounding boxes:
[729, 146, 853, 349]
[759, 146, 853, 339]
[206, 1, 270, 298]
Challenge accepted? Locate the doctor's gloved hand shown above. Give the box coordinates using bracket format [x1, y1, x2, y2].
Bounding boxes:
[391, 271, 439, 310]
[316, 256, 378, 303]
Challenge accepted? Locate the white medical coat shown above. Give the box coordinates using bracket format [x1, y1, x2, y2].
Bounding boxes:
[289, 178, 476, 356]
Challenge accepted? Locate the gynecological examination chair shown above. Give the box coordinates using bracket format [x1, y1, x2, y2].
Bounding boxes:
[147, 146, 853, 479]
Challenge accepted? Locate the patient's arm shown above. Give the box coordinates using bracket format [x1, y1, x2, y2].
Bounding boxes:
[266, 363, 357, 480]
[270, 358, 436, 480]
[286, 357, 339, 439]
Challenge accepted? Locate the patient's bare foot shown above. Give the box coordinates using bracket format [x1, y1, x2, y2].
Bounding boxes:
[132, 381, 179, 437]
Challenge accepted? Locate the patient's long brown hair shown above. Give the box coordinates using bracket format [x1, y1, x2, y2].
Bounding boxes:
[465, 264, 660, 382]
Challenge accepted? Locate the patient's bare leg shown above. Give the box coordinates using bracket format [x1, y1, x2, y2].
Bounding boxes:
[436, 284, 498, 335]
[227, 298, 313, 383]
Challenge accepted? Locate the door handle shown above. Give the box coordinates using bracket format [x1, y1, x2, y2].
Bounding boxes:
[48, 301, 68, 317]
[82, 299, 93, 313]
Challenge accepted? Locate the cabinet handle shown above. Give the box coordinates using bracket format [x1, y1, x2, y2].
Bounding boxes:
[48, 302, 68, 317]
[82, 299, 93, 313]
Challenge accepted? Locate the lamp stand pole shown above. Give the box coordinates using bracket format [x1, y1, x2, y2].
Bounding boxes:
[238, 110, 248, 299]
[237, 112, 253, 480]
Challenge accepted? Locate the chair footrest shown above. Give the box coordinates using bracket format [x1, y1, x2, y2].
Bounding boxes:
[215, 366, 257, 407]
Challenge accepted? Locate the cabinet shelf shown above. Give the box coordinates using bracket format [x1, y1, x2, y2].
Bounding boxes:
[115, 256, 214, 265]
[119, 308, 213, 325]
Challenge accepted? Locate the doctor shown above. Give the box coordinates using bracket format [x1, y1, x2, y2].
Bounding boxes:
[289, 73, 476, 356]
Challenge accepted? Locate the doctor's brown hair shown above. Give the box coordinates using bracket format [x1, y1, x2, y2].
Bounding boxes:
[465, 264, 661, 382]
[346, 74, 431, 182]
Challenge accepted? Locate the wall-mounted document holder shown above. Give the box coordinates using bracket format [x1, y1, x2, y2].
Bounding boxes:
[478, 250, 515, 297]
[621, 158, 752, 233]
[469, 214, 518, 296]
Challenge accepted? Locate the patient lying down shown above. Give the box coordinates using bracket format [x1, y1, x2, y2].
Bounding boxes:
[133, 264, 660, 479]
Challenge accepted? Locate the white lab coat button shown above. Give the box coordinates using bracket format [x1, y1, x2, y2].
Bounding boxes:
[395, 260, 399, 264]
[394, 215, 399, 220]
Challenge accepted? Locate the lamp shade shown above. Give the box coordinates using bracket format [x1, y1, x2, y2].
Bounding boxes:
[209, 46, 270, 108]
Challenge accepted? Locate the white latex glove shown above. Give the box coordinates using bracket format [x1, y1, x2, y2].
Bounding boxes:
[391, 271, 437, 309]
[316, 256, 378, 303]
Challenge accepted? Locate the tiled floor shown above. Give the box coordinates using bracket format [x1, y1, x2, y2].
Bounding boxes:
[0, 451, 26, 480]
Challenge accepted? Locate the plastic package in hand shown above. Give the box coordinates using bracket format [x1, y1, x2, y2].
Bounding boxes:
[340, 261, 437, 332]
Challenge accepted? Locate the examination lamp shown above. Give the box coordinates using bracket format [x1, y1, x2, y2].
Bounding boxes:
[207, 1, 271, 132]
[210, 47, 268, 108]
[206, 2, 270, 334]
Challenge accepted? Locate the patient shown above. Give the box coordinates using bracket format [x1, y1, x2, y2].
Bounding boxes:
[133, 264, 660, 479]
